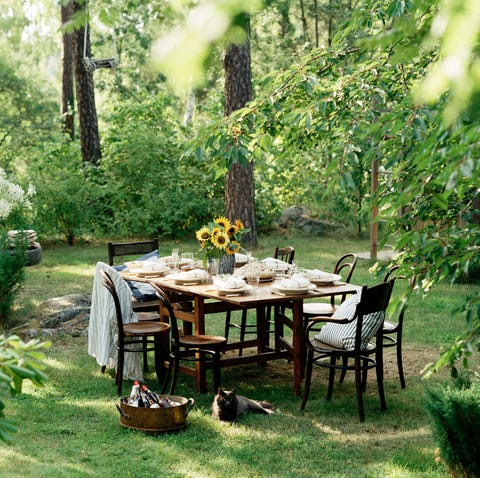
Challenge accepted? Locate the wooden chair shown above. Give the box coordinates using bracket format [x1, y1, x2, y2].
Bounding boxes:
[107, 239, 163, 370]
[107, 239, 160, 313]
[381, 266, 415, 389]
[151, 283, 227, 394]
[108, 239, 159, 266]
[100, 270, 170, 395]
[303, 253, 358, 321]
[301, 279, 394, 422]
[224, 246, 295, 354]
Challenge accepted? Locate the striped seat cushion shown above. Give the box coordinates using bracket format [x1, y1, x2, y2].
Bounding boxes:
[314, 294, 384, 351]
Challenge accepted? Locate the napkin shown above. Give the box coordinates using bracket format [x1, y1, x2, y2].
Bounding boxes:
[307, 269, 331, 279]
[213, 276, 246, 290]
[280, 274, 311, 289]
[142, 261, 167, 271]
[177, 269, 207, 279]
[261, 257, 291, 271]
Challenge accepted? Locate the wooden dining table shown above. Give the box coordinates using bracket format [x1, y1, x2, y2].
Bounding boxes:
[121, 271, 360, 396]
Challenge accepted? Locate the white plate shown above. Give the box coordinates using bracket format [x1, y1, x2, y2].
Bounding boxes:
[171, 276, 206, 285]
[127, 268, 170, 277]
[214, 284, 252, 295]
[309, 273, 342, 285]
[272, 284, 317, 295]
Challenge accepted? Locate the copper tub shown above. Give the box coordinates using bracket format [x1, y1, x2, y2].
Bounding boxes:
[117, 395, 195, 432]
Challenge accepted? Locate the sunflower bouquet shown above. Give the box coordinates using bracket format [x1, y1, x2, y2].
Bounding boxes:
[195, 216, 248, 267]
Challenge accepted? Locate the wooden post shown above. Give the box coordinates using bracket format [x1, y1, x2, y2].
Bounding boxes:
[370, 159, 379, 260]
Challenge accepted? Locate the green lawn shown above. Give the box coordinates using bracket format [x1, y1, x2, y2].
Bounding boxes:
[1, 233, 475, 477]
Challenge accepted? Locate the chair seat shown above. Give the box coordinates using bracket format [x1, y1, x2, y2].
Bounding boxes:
[382, 319, 399, 332]
[123, 321, 170, 336]
[136, 311, 160, 322]
[179, 335, 227, 347]
[303, 302, 337, 316]
[311, 338, 375, 353]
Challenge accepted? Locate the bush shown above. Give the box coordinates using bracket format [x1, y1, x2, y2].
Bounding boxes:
[0, 234, 26, 322]
[29, 140, 102, 244]
[426, 377, 480, 478]
[100, 94, 222, 238]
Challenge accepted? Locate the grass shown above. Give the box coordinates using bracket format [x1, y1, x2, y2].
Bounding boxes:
[1, 232, 476, 477]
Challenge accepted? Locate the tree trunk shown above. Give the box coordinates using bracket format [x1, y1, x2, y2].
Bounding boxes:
[327, 0, 333, 47]
[300, 0, 310, 44]
[223, 14, 256, 247]
[72, 1, 101, 164]
[61, 2, 74, 140]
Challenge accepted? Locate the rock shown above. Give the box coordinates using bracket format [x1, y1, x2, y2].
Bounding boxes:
[278, 205, 343, 235]
[12, 294, 92, 340]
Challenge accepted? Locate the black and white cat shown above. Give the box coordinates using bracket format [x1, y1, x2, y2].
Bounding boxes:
[211, 387, 275, 423]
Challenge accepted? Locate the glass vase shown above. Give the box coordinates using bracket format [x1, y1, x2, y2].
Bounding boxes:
[218, 253, 235, 275]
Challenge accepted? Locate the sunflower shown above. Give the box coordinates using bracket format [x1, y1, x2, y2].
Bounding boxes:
[211, 226, 222, 237]
[196, 227, 211, 242]
[211, 231, 230, 249]
[214, 216, 231, 231]
[234, 219, 244, 230]
[227, 241, 241, 254]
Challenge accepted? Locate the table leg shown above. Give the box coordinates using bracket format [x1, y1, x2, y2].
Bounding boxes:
[292, 299, 305, 397]
[194, 296, 207, 393]
[256, 305, 268, 355]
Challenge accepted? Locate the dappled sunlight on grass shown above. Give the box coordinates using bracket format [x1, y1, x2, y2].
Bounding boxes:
[3, 238, 467, 477]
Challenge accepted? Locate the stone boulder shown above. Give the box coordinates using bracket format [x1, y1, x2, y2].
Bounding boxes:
[12, 294, 91, 340]
[278, 205, 343, 235]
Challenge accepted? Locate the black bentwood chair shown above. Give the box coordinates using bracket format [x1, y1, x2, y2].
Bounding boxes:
[301, 279, 394, 422]
[381, 266, 416, 389]
[100, 270, 170, 395]
[224, 246, 295, 355]
[151, 283, 227, 394]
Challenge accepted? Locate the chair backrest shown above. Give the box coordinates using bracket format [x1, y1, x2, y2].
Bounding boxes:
[274, 246, 295, 264]
[108, 239, 159, 266]
[353, 279, 395, 350]
[100, 269, 125, 335]
[331, 253, 357, 305]
[334, 253, 357, 283]
[310, 280, 395, 351]
[383, 265, 416, 327]
[150, 283, 180, 345]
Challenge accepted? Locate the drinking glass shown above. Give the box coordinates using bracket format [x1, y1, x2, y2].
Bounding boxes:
[181, 252, 194, 269]
[171, 248, 180, 270]
[208, 259, 219, 276]
[249, 258, 262, 294]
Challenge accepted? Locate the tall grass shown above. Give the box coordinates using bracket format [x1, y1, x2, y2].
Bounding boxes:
[1, 233, 474, 477]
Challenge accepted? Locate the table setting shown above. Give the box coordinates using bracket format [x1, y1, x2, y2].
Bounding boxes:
[208, 275, 252, 296]
[123, 258, 171, 277]
[270, 273, 317, 296]
[165, 268, 209, 285]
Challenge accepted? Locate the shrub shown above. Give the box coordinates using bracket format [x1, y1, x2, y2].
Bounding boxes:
[0, 234, 26, 322]
[29, 140, 102, 244]
[426, 376, 480, 478]
[100, 95, 222, 238]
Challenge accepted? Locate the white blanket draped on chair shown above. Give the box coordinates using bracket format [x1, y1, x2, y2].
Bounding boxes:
[88, 262, 143, 380]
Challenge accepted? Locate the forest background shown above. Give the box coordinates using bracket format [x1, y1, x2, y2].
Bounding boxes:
[0, 0, 479, 372]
